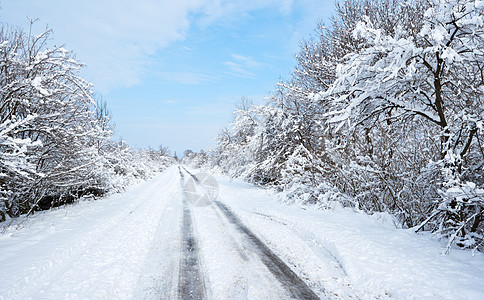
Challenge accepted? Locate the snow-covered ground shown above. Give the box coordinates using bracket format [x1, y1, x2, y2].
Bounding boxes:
[215, 175, 484, 299]
[0, 168, 183, 299]
[1, 166, 483, 299]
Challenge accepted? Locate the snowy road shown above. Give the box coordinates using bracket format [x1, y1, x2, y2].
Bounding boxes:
[180, 168, 319, 299]
[1, 166, 484, 299]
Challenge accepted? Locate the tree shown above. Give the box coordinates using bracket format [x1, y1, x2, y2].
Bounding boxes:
[210, 0, 483, 251]
[0, 23, 112, 217]
[325, 0, 484, 250]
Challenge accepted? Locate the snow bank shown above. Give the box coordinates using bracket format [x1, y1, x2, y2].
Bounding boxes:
[216, 176, 484, 299]
[0, 167, 181, 299]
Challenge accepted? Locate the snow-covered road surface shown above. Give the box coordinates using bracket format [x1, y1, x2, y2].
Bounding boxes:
[1, 165, 484, 299]
[178, 169, 206, 300]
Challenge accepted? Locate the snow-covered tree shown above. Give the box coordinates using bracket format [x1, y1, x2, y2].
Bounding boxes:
[324, 0, 484, 249]
[0, 23, 175, 220]
[210, 0, 483, 252]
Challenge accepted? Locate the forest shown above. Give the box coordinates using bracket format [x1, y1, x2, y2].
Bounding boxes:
[183, 0, 484, 252]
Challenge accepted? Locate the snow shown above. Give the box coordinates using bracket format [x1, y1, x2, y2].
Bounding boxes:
[214, 175, 484, 299]
[0, 168, 181, 299]
[1, 166, 483, 299]
[31, 77, 51, 96]
[191, 204, 291, 299]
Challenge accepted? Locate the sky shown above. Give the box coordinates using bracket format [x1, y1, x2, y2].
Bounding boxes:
[1, 0, 334, 156]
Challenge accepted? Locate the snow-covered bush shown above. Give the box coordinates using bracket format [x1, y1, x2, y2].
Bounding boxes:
[182, 149, 210, 170]
[0, 116, 41, 220]
[279, 145, 329, 205]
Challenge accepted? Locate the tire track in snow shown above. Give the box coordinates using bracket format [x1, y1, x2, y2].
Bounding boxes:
[181, 167, 320, 299]
[214, 200, 321, 300]
[248, 211, 363, 299]
[252, 211, 348, 276]
[178, 167, 206, 300]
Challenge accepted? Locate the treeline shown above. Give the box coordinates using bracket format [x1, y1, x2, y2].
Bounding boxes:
[0, 24, 174, 221]
[189, 0, 484, 251]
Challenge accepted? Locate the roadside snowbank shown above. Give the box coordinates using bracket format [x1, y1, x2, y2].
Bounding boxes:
[216, 175, 484, 299]
[0, 167, 181, 300]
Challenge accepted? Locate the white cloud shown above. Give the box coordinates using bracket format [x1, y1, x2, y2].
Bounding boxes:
[1, 0, 206, 91]
[224, 54, 263, 78]
[1, 0, 296, 93]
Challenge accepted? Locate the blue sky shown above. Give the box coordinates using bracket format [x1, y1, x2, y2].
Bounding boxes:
[1, 0, 334, 155]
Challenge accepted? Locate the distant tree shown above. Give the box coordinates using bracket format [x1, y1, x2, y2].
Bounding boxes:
[183, 149, 194, 158]
[235, 96, 253, 111]
[157, 144, 171, 157]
